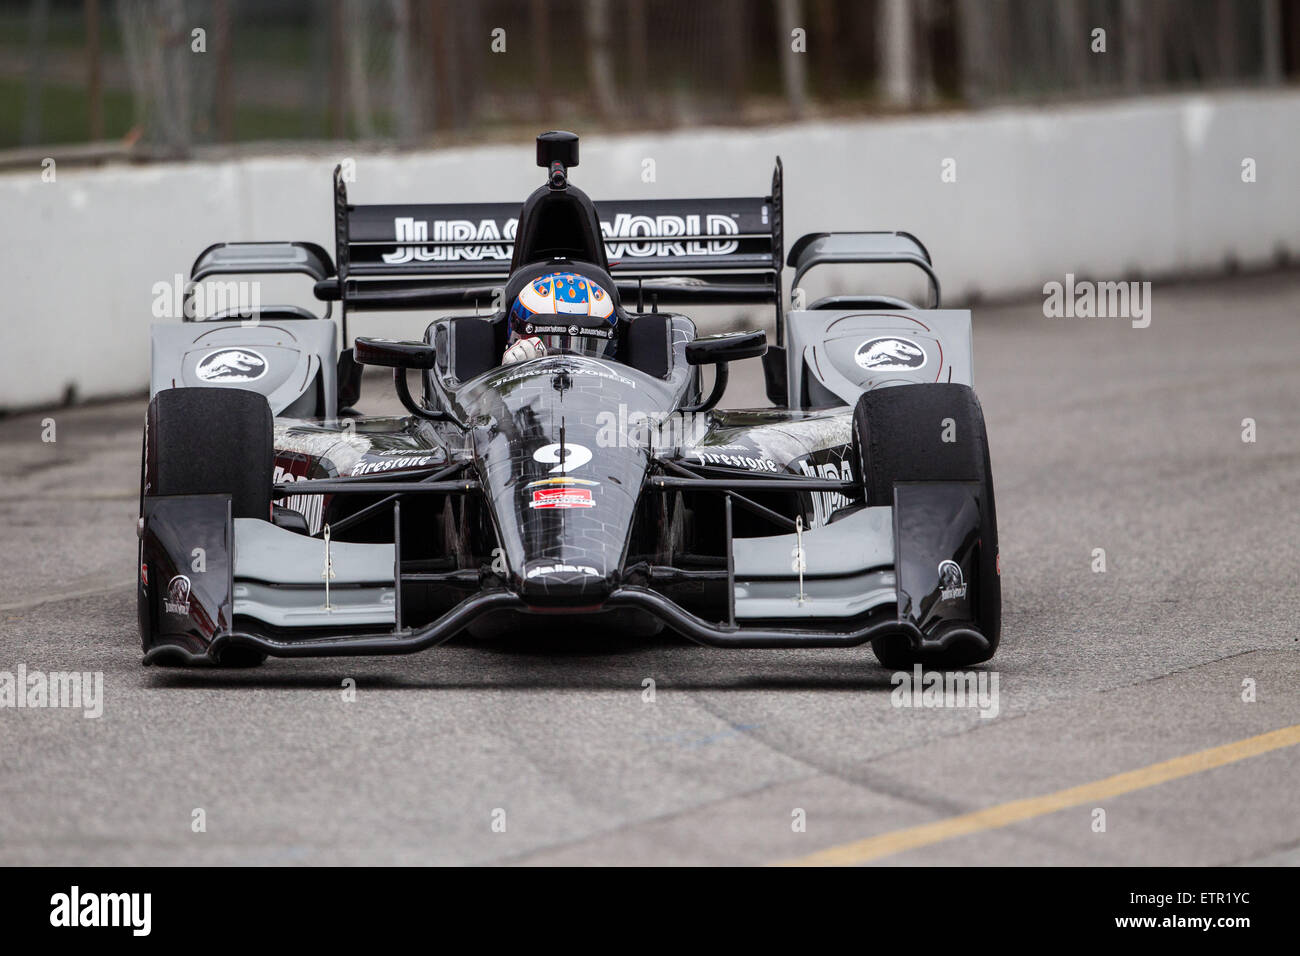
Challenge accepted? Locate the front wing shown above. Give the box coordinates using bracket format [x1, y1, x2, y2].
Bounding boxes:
[138, 472, 992, 663]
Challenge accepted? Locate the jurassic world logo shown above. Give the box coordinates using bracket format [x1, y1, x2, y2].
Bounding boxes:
[602, 213, 740, 259]
[195, 348, 268, 383]
[383, 217, 516, 264]
[937, 559, 967, 601]
[854, 337, 927, 372]
[164, 575, 192, 615]
[381, 213, 741, 264]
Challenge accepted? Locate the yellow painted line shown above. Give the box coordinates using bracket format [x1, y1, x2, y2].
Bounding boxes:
[778, 723, 1300, 866]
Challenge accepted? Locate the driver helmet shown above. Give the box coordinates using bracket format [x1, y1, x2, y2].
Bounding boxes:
[508, 271, 617, 359]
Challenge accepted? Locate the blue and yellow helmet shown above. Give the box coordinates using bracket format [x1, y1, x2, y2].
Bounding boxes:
[509, 271, 617, 358]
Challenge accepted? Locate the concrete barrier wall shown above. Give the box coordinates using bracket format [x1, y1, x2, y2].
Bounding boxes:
[3, 89, 1297, 410]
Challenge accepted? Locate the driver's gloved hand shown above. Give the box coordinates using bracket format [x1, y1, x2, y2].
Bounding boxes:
[503, 336, 547, 365]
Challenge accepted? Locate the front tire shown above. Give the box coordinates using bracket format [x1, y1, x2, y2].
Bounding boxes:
[852, 383, 1000, 668]
[145, 387, 275, 519]
[141, 387, 275, 666]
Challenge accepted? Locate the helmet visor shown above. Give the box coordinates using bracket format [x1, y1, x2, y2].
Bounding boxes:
[520, 321, 615, 358]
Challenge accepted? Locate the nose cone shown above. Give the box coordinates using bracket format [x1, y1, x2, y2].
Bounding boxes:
[519, 556, 612, 604]
[510, 462, 643, 605]
[466, 356, 669, 606]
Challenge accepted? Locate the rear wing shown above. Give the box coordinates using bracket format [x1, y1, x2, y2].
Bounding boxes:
[317, 161, 785, 323]
[179, 160, 947, 360]
[188, 241, 335, 322]
[787, 231, 941, 309]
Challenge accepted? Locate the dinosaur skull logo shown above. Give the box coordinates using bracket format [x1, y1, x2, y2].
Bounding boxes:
[196, 348, 268, 383]
[854, 337, 927, 372]
[937, 559, 967, 601]
[164, 574, 192, 615]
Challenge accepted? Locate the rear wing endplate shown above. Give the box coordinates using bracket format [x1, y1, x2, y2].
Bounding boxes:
[188, 241, 336, 321]
[787, 232, 941, 309]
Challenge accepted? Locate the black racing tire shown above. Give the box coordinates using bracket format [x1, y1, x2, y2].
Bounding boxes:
[142, 387, 274, 667]
[852, 383, 1000, 669]
[145, 387, 274, 520]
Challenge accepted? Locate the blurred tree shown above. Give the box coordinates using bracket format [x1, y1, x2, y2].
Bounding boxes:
[714, 0, 746, 114]
[344, 0, 374, 138]
[810, 0, 836, 100]
[1123, 0, 1144, 92]
[22, 0, 51, 146]
[329, 0, 346, 137]
[392, 0, 417, 145]
[625, 0, 648, 120]
[586, 0, 617, 119]
[1261, 0, 1282, 82]
[215, 0, 232, 141]
[530, 0, 553, 116]
[776, 0, 807, 118]
[85, 0, 103, 140]
[880, 0, 914, 107]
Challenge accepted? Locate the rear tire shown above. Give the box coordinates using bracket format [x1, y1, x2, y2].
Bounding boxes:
[142, 387, 275, 666]
[852, 383, 1000, 669]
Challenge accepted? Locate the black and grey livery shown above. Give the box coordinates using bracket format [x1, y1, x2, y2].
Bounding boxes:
[139, 130, 1000, 670]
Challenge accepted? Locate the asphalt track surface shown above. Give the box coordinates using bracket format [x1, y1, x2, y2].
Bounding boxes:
[1, 272, 1298, 865]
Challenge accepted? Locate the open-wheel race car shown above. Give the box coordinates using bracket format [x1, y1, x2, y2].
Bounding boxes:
[139, 130, 999, 669]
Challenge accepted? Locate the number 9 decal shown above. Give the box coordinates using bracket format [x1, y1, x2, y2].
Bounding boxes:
[533, 442, 592, 474]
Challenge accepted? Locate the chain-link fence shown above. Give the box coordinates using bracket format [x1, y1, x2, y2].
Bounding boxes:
[3, 0, 1299, 157]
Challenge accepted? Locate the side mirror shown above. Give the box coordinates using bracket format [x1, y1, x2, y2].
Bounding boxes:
[354, 337, 437, 370]
[680, 330, 767, 414]
[685, 330, 767, 366]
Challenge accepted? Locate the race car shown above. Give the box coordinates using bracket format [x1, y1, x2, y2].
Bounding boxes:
[138, 130, 999, 669]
